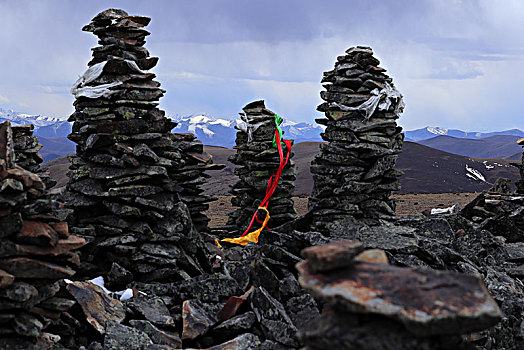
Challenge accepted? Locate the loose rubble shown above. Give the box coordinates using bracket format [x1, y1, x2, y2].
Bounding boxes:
[297, 240, 502, 349]
[309, 46, 404, 234]
[0, 121, 85, 348]
[221, 100, 296, 236]
[65, 9, 211, 285]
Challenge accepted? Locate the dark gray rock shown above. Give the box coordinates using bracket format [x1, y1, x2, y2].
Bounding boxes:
[129, 320, 181, 348]
[249, 287, 299, 347]
[126, 293, 173, 326]
[181, 299, 219, 340]
[103, 321, 153, 350]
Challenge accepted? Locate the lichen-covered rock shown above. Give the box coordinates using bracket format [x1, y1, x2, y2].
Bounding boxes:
[103, 321, 153, 350]
[249, 287, 299, 347]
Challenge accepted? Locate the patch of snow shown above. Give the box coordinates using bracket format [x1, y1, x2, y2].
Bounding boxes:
[210, 118, 234, 127]
[427, 126, 448, 135]
[189, 115, 212, 124]
[465, 164, 487, 182]
[431, 204, 459, 215]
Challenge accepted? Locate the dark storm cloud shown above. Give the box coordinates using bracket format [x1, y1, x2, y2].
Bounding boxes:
[0, 0, 523, 131]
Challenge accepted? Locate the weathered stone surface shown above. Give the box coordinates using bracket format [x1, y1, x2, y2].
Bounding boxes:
[285, 294, 320, 331]
[0, 268, 14, 288]
[203, 333, 261, 350]
[127, 293, 173, 326]
[249, 287, 298, 347]
[213, 311, 257, 338]
[300, 306, 468, 350]
[300, 240, 364, 272]
[354, 248, 389, 264]
[357, 225, 419, 253]
[170, 274, 240, 303]
[129, 320, 181, 348]
[104, 321, 153, 350]
[297, 260, 502, 336]
[0, 257, 75, 279]
[181, 299, 218, 340]
[13, 312, 43, 337]
[0, 282, 37, 302]
[66, 281, 125, 334]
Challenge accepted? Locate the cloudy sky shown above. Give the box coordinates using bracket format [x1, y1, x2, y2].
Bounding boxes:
[0, 0, 523, 132]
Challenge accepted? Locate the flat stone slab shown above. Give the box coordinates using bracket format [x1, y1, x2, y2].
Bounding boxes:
[297, 260, 501, 336]
[66, 281, 125, 334]
[301, 240, 364, 272]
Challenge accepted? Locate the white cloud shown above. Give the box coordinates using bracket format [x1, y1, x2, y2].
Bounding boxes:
[0, 93, 9, 104]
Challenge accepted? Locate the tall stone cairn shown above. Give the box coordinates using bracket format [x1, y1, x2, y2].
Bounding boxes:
[172, 132, 225, 233]
[66, 9, 210, 284]
[12, 124, 57, 189]
[225, 100, 296, 235]
[0, 121, 85, 348]
[309, 46, 405, 234]
[515, 138, 524, 193]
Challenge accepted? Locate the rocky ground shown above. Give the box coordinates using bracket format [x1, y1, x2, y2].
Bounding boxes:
[206, 193, 479, 226]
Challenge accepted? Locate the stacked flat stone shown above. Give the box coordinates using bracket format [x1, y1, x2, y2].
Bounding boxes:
[0, 121, 85, 348]
[514, 138, 524, 193]
[66, 9, 209, 284]
[12, 125, 56, 189]
[226, 100, 296, 234]
[172, 132, 225, 233]
[309, 46, 404, 234]
[297, 241, 502, 350]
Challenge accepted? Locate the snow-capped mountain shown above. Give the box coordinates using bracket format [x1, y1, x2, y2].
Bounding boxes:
[404, 126, 524, 142]
[0, 108, 71, 137]
[172, 115, 324, 148]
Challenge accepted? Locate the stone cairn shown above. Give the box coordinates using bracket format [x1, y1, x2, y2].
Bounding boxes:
[66, 9, 210, 285]
[172, 132, 224, 233]
[0, 121, 85, 348]
[309, 46, 404, 235]
[514, 137, 524, 194]
[297, 240, 502, 350]
[12, 124, 57, 189]
[224, 100, 296, 235]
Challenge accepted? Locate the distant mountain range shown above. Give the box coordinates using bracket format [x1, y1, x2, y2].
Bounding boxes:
[172, 115, 324, 148]
[0, 108, 71, 138]
[404, 126, 524, 142]
[1, 109, 522, 162]
[418, 135, 523, 159]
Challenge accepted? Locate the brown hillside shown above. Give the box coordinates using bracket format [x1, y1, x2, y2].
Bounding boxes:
[44, 141, 520, 195]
